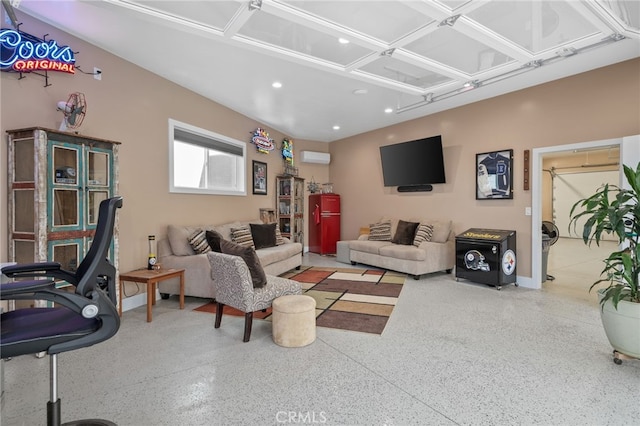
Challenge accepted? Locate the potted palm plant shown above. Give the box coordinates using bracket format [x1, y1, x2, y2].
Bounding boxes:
[569, 162, 640, 364]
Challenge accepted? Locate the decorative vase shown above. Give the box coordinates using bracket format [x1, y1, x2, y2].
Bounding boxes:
[598, 289, 640, 360]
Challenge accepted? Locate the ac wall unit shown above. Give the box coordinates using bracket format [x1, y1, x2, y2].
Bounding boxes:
[301, 151, 330, 164]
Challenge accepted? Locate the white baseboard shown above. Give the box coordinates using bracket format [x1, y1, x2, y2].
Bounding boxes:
[516, 275, 535, 289]
[121, 289, 159, 312]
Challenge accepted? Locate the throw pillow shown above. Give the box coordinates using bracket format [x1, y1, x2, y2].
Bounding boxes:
[167, 225, 195, 256]
[392, 220, 420, 245]
[275, 224, 285, 246]
[368, 220, 392, 241]
[430, 220, 452, 243]
[413, 223, 434, 247]
[220, 239, 267, 288]
[230, 225, 255, 249]
[250, 223, 277, 250]
[205, 230, 224, 253]
[188, 229, 212, 254]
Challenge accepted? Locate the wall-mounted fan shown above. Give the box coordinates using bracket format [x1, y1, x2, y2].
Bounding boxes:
[57, 92, 87, 132]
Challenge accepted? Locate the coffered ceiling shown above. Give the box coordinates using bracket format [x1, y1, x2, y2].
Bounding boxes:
[9, 0, 640, 142]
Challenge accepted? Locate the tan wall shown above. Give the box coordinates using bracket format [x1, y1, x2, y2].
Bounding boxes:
[1, 14, 639, 282]
[0, 15, 329, 273]
[329, 58, 640, 278]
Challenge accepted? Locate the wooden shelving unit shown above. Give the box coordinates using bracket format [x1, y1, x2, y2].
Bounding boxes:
[275, 175, 304, 243]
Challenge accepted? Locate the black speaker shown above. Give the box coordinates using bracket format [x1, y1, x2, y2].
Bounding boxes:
[397, 184, 433, 192]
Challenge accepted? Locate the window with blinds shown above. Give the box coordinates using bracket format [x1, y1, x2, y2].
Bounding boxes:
[169, 119, 246, 195]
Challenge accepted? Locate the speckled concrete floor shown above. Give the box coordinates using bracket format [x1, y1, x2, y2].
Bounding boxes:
[2, 250, 638, 426]
[543, 237, 617, 305]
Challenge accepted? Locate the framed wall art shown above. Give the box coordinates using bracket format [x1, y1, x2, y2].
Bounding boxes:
[252, 160, 267, 195]
[476, 149, 513, 200]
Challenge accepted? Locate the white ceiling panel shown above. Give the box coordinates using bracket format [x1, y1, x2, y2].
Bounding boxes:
[237, 11, 374, 65]
[3, 0, 639, 142]
[404, 25, 516, 74]
[435, 0, 474, 12]
[283, 1, 433, 43]
[358, 55, 454, 89]
[467, 1, 601, 53]
[135, 0, 240, 31]
[597, 0, 640, 32]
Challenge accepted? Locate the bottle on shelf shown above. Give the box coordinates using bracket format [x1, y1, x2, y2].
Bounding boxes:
[148, 235, 157, 270]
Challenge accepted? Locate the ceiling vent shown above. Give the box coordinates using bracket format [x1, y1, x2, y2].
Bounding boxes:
[301, 151, 331, 165]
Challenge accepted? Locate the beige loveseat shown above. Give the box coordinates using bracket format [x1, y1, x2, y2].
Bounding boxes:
[157, 221, 303, 299]
[349, 218, 455, 279]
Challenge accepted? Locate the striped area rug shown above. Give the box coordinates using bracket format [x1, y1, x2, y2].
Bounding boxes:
[194, 266, 406, 335]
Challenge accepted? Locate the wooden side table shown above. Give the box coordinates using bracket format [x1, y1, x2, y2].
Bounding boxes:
[119, 268, 185, 322]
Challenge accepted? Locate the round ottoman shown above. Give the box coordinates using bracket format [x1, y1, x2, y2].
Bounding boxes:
[272, 294, 316, 347]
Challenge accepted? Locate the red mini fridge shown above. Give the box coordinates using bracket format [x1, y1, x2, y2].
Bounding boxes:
[309, 193, 340, 255]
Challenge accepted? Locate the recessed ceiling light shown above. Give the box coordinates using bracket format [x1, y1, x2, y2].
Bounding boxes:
[352, 89, 368, 95]
[333, 125, 340, 130]
[384, 108, 393, 113]
[338, 38, 349, 44]
[272, 81, 282, 88]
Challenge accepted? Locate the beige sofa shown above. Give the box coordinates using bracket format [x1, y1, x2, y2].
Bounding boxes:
[157, 221, 303, 299]
[349, 218, 455, 279]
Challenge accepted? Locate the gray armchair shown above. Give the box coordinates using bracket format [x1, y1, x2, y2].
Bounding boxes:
[206, 251, 301, 342]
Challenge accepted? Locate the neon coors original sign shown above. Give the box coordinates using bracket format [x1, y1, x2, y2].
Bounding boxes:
[0, 29, 75, 74]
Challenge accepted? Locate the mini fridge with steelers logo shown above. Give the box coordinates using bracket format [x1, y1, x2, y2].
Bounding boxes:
[455, 228, 517, 290]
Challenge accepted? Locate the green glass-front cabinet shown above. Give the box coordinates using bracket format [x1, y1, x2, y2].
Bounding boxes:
[6, 127, 120, 293]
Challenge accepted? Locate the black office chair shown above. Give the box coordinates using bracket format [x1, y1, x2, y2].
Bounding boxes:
[1, 196, 123, 426]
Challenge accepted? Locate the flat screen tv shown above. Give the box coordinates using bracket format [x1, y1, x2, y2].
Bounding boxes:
[379, 135, 446, 187]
